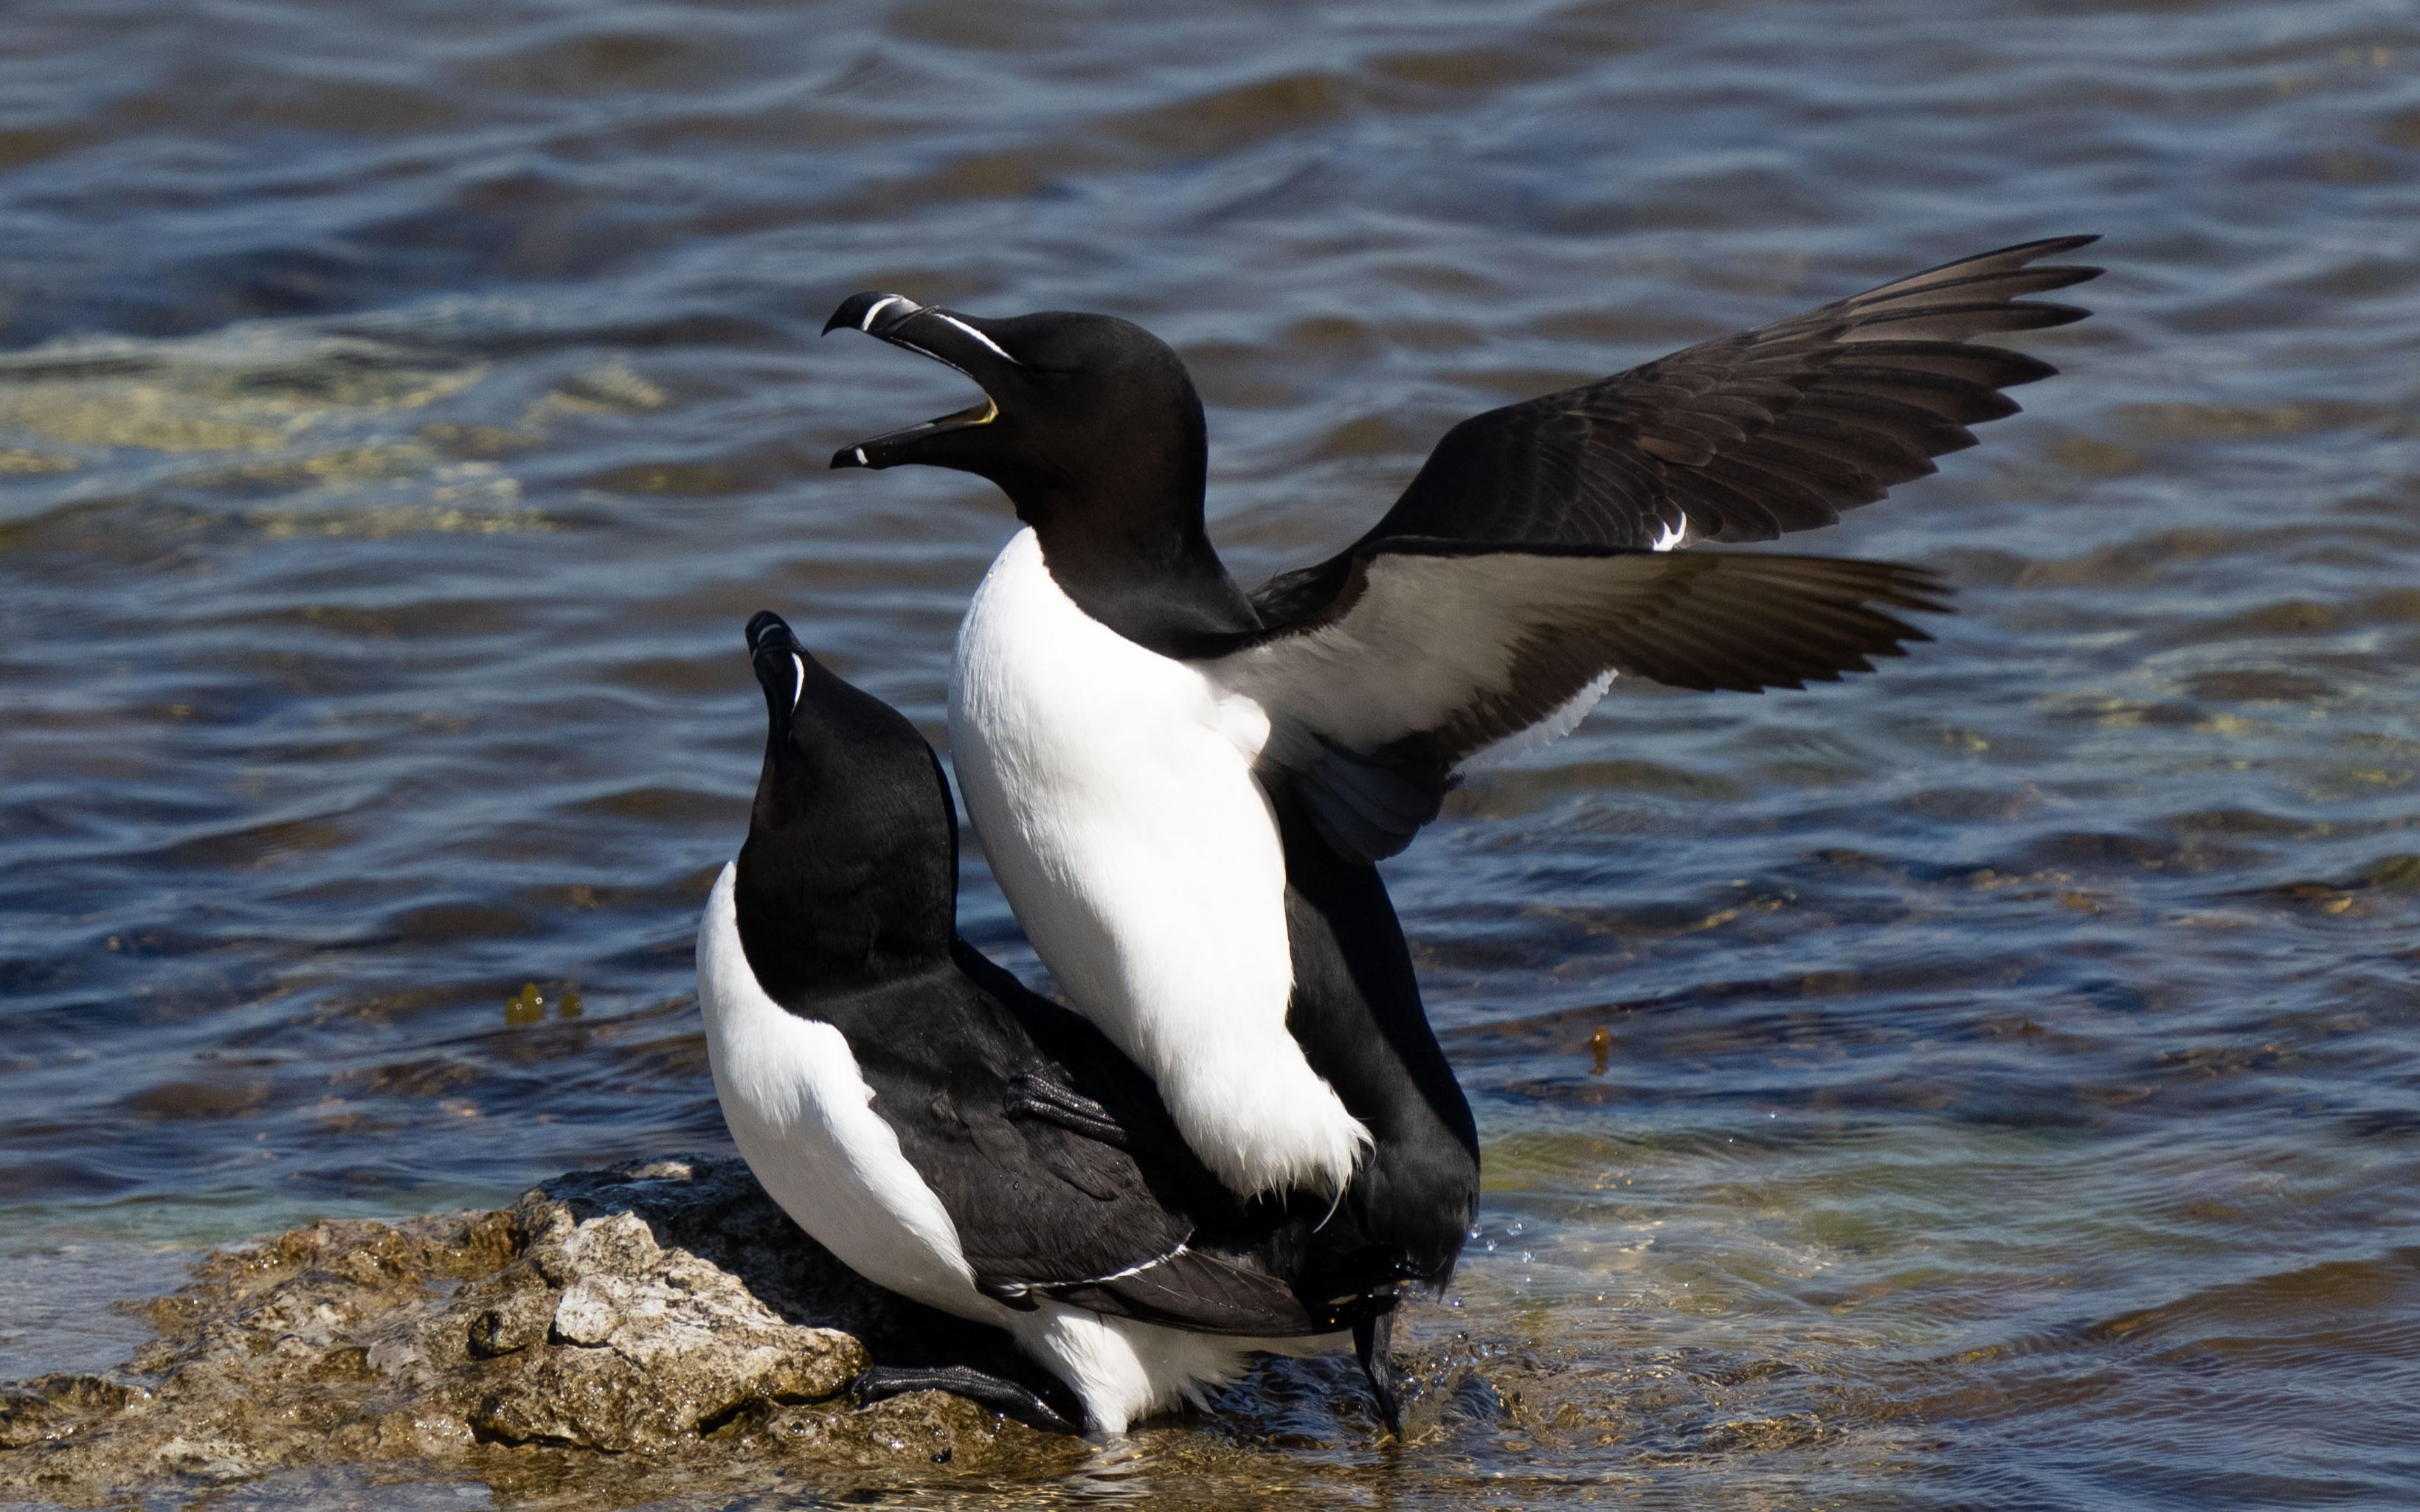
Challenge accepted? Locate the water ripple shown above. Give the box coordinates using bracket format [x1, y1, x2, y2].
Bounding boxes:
[4, 0, 2419, 1504]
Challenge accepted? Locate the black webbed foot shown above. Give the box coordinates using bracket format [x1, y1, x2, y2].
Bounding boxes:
[848, 1363, 1085, 1435]
[1353, 1311, 1403, 1438]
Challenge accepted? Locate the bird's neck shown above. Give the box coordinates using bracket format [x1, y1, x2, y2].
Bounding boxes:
[730, 831, 955, 1011]
[1014, 482, 1261, 659]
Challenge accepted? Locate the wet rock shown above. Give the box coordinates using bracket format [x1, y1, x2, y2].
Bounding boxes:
[467, 1209, 861, 1452]
[0, 1376, 142, 1452]
[463, 1268, 551, 1358]
[0, 1155, 1573, 1507]
[1701, 1410, 1825, 1452]
[0, 1156, 1079, 1505]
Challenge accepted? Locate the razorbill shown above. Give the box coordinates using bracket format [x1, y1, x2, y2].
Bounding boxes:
[698, 610, 1425, 1434]
[822, 237, 2101, 1201]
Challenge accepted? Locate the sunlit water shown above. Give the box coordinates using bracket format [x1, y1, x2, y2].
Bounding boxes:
[3, 0, 2418, 1505]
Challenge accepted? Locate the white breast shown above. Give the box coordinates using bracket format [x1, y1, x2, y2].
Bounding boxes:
[949, 528, 1370, 1199]
[695, 864, 995, 1321]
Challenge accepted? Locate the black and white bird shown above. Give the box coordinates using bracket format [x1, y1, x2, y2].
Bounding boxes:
[698, 611, 1417, 1435]
[821, 237, 2101, 1209]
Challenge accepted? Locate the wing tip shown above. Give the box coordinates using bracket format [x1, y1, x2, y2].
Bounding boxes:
[1839, 237, 2107, 330]
[2010, 298, 2098, 330]
[1945, 232, 2106, 271]
[2026, 232, 2104, 257]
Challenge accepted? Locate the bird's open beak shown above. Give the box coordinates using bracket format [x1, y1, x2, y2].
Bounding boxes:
[822, 294, 1020, 469]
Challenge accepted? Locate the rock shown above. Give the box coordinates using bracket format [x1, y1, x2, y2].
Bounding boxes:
[0, 1154, 1557, 1507]
[0, 1156, 1086, 1505]
[0, 1377, 141, 1452]
[467, 1210, 862, 1452]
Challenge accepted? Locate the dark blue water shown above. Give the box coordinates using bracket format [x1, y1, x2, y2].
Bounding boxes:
[4, 1, 2418, 1505]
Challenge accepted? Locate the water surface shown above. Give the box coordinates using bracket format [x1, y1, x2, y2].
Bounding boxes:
[3, 0, 2418, 1505]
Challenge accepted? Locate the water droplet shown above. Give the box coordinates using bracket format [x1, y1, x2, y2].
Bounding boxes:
[1507, 1221, 1524, 1236]
[1521, 1250, 1534, 1263]
[1484, 1239, 1496, 1252]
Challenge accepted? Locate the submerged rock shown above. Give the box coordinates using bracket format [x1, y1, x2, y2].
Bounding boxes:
[0, 1157, 1088, 1505]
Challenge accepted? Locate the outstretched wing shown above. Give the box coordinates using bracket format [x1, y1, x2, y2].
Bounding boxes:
[1210, 545, 1949, 862]
[1250, 236, 2098, 625]
[1215, 237, 2093, 861]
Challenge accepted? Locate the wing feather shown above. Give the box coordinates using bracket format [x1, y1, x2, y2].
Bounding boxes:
[903, 974, 1339, 1336]
[1245, 235, 2100, 593]
[1217, 241, 2089, 859]
[1211, 545, 1948, 861]
[1033, 1243, 1335, 1336]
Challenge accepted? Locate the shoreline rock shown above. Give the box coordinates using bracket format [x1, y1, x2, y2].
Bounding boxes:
[1, 1156, 1532, 1508]
[0, 1157, 1091, 1505]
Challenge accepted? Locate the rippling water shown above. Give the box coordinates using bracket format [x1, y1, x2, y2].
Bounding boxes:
[4, 0, 2419, 1505]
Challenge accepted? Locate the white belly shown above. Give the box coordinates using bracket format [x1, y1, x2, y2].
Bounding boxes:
[696, 864, 996, 1321]
[948, 528, 1369, 1199]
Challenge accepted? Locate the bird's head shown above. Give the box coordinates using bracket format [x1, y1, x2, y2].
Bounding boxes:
[823, 294, 1208, 540]
[734, 610, 957, 995]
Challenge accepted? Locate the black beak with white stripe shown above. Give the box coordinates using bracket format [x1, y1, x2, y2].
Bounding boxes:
[823, 295, 1021, 471]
